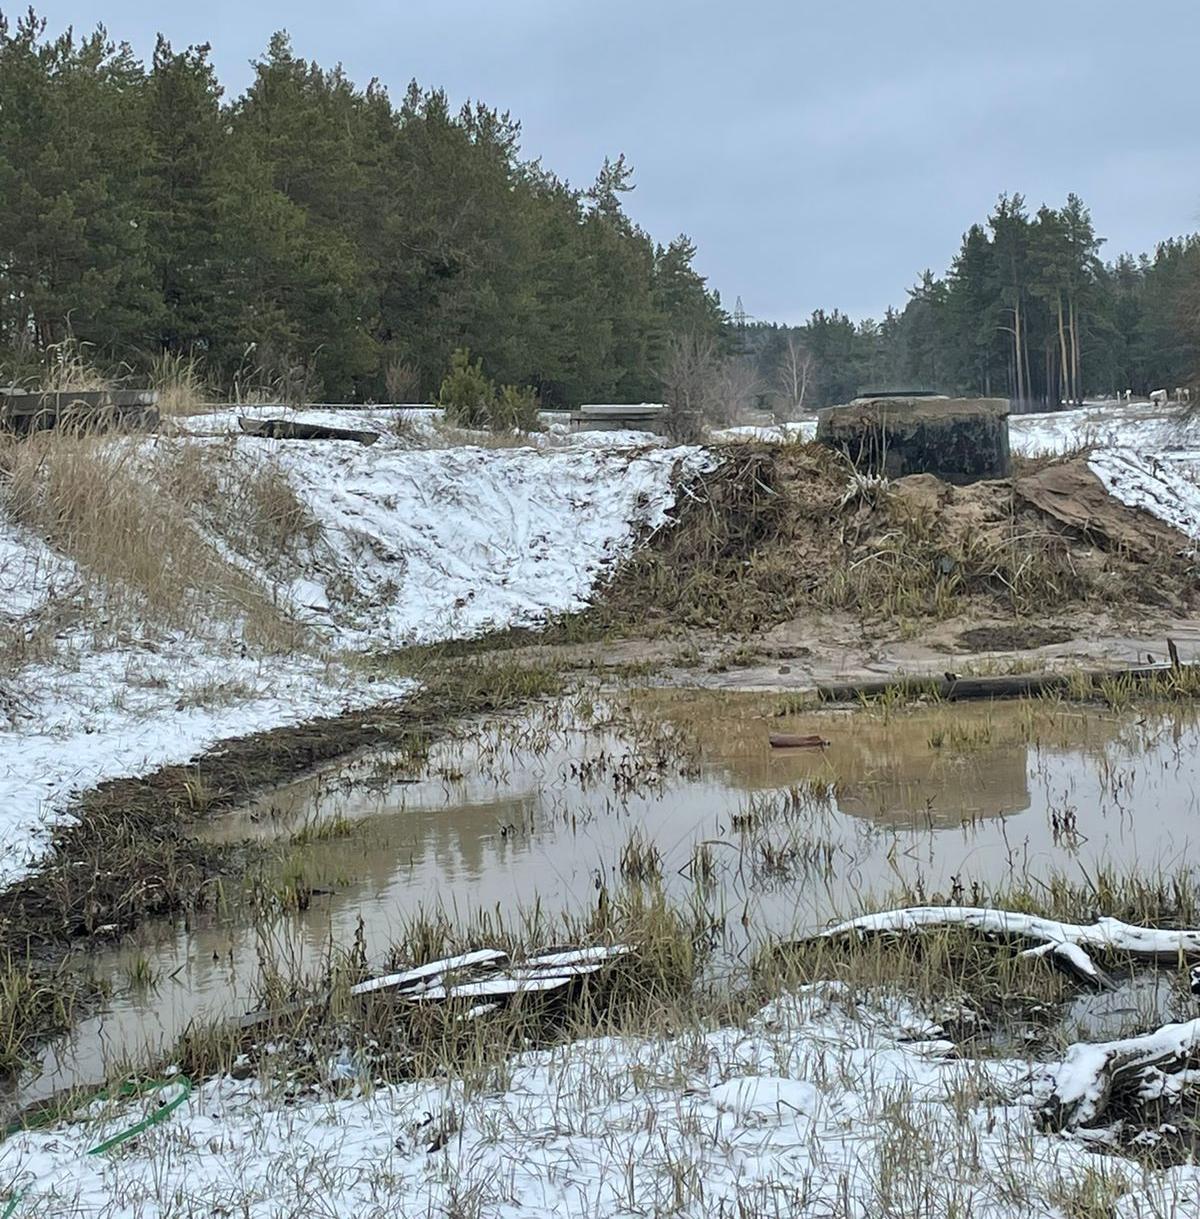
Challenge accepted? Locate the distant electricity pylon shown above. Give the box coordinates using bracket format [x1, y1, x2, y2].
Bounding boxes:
[733, 296, 748, 329]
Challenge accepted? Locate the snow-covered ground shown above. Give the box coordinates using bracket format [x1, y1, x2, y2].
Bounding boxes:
[710, 420, 816, 443]
[1088, 448, 1200, 542]
[0, 413, 708, 886]
[1011, 400, 1200, 542]
[0, 641, 413, 885]
[176, 409, 710, 646]
[1, 983, 1189, 1218]
[1010, 399, 1200, 459]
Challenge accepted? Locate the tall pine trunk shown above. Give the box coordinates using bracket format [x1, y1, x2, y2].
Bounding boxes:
[1020, 300, 1033, 409]
[1068, 295, 1081, 405]
[1055, 293, 1070, 406]
[1012, 298, 1025, 406]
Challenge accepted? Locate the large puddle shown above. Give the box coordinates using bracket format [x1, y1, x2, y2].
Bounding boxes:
[7, 691, 1200, 1112]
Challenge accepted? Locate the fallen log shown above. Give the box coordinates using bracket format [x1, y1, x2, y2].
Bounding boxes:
[238, 416, 379, 445]
[768, 733, 829, 750]
[1037, 1017, 1200, 1131]
[814, 663, 1180, 705]
[809, 906, 1200, 991]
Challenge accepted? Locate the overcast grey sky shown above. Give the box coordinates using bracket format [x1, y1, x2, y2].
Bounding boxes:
[24, 0, 1200, 322]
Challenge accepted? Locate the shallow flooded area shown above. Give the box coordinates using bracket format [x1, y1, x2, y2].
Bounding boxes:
[8, 689, 1200, 1112]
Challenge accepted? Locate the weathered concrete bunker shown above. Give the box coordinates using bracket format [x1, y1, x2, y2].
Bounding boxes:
[815, 395, 1011, 484]
[0, 388, 159, 435]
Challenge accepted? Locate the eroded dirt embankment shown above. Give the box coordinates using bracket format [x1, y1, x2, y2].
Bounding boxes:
[588, 443, 1199, 637]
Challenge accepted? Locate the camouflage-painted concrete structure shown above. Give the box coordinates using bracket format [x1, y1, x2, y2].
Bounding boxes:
[816, 395, 1010, 484]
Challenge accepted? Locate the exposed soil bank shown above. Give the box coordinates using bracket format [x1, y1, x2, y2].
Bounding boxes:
[588, 443, 1199, 636]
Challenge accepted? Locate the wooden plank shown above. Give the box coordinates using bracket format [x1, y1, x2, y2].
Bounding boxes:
[237, 943, 629, 1027]
[349, 948, 508, 997]
[769, 733, 829, 750]
[410, 973, 580, 1001]
[520, 945, 632, 969]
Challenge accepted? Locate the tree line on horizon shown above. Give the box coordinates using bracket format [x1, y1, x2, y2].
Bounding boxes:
[0, 12, 723, 404]
[4, 11, 1199, 417]
[750, 193, 1200, 414]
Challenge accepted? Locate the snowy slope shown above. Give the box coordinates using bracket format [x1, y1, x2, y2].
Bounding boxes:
[0, 983, 1186, 1218]
[233, 439, 711, 646]
[1010, 399, 1200, 458]
[1088, 448, 1200, 542]
[1013, 403, 1200, 539]
[0, 429, 707, 886]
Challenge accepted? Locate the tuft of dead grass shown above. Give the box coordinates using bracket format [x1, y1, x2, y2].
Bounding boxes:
[0, 432, 316, 651]
[35, 337, 112, 394]
[148, 351, 210, 417]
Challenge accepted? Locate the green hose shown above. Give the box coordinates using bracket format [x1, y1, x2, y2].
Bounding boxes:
[0, 1075, 191, 1216]
[84, 1077, 192, 1156]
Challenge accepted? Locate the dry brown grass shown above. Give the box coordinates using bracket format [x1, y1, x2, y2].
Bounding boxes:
[35, 337, 111, 393]
[148, 351, 211, 417]
[0, 431, 315, 650]
[592, 442, 1197, 636]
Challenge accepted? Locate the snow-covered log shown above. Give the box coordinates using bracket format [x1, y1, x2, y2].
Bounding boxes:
[1037, 1018, 1200, 1131]
[238, 416, 380, 444]
[816, 906, 1200, 990]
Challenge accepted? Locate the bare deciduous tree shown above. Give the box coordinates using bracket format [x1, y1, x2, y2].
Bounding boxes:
[384, 357, 421, 404]
[660, 333, 760, 441]
[714, 356, 761, 424]
[775, 333, 813, 418]
[660, 332, 719, 442]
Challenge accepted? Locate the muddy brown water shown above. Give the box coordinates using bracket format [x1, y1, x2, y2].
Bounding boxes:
[7, 691, 1200, 1112]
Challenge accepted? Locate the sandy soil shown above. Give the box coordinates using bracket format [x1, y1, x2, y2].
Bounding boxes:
[500, 610, 1200, 693]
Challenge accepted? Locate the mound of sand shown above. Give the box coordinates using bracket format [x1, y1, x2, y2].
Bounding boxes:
[595, 443, 1198, 633]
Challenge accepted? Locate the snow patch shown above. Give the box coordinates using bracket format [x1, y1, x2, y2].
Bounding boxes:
[708, 1075, 820, 1119]
[256, 441, 711, 646]
[0, 637, 412, 887]
[1087, 448, 1200, 541]
[0, 984, 1158, 1218]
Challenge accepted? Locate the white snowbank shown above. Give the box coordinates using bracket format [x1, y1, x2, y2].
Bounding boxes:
[1087, 448, 1200, 541]
[2, 983, 1181, 1218]
[1009, 400, 1200, 459]
[0, 639, 412, 886]
[710, 420, 816, 443]
[0, 426, 708, 885]
[1011, 403, 1200, 539]
[237, 439, 710, 646]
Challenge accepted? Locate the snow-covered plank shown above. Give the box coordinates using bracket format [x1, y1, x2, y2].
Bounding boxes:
[410, 973, 580, 1001]
[520, 945, 632, 970]
[349, 949, 509, 997]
